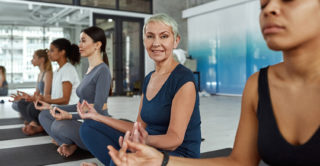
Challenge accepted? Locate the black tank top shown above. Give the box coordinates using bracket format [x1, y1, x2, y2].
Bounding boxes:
[257, 67, 320, 166]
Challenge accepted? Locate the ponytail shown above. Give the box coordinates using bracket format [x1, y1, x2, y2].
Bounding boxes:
[51, 38, 80, 66]
[68, 44, 81, 65]
[35, 49, 52, 72]
[102, 52, 109, 67]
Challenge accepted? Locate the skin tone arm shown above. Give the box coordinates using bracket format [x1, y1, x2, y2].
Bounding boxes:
[77, 100, 135, 133]
[41, 81, 72, 105]
[143, 82, 196, 151]
[109, 72, 261, 166]
[25, 71, 52, 102]
[43, 71, 52, 99]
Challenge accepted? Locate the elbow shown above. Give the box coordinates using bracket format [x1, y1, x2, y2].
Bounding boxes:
[166, 136, 184, 151]
[61, 97, 70, 105]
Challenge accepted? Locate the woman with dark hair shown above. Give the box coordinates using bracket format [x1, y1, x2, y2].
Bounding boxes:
[10, 49, 53, 135]
[0, 66, 8, 97]
[35, 38, 81, 106]
[37, 26, 112, 157]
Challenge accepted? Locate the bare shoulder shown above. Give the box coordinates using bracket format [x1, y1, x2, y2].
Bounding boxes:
[242, 71, 259, 113]
[45, 70, 53, 76]
[44, 71, 53, 78]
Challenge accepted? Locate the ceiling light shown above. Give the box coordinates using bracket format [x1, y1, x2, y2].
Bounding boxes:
[66, 16, 70, 22]
[28, 4, 33, 10]
[108, 19, 113, 22]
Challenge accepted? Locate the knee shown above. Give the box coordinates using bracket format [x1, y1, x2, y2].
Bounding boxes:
[11, 101, 19, 111]
[16, 100, 26, 112]
[26, 103, 35, 112]
[38, 110, 51, 125]
[51, 121, 67, 136]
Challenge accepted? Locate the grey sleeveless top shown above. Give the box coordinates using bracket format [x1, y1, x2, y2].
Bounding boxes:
[37, 71, 45, 95]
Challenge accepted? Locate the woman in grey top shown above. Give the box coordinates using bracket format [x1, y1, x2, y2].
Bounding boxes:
[37, 26, 112, 157]
[10, 49, 53, 135]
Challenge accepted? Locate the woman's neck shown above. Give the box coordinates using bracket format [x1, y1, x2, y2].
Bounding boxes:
[282, 38, 320, 81]
[88, 51, 103, 68]
[155, 57, 178, 75]
[57, 58, 67, 69]
[38, 63, 45, 72]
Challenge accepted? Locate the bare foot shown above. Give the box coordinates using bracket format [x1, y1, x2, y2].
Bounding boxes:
[57, 144, 77, 157]
[21, 124, 30, 135]
[52, 139, 59, 146]
[81, 162, 98, 166]
[22, 124, 44, 136]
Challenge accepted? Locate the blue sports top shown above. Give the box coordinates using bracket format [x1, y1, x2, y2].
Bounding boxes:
[140, 64, 201, 158]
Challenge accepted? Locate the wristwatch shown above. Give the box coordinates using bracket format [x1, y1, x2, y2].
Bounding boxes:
[161, 151, 169, 166]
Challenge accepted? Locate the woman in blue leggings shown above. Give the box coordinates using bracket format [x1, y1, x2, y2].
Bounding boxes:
[78, 13, 201, 166]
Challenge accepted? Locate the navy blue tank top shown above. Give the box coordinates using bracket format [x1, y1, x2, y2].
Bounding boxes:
[140, 64, 201, 158]
[257, 67, 320, 166]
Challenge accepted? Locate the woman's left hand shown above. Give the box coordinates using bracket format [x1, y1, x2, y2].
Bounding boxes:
[108, 140, 163, 166]
[34, 100, 51, 110]
[135, 122, 149, 145]
[50, 106, 72, 120]
[121, 122, 149, 147]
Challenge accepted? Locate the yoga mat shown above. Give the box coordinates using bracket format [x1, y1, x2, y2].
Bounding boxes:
[0, 127, 47, 141]
[200, 148, 232, 158]
[0, 143, 94, 166]
[0, 118, 24, 126]
[200, 148, 268, 166]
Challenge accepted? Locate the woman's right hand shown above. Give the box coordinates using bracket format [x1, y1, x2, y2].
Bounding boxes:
[34, 100, 51, 110]
[9, 94, 23, 102]
[108, 140, 163, 166]
[77, 100, 98, 120]
[18, 91, 31, 100]
[9, 91, 28, 102]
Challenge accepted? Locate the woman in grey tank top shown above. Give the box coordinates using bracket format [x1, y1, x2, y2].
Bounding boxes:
[10, 49, 53, 135]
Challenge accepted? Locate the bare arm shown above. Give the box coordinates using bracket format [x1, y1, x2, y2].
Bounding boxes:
[135, 94, 147, 128]
[43, 71, 52, 98]
[146, 82, 196, 151]
[95, 115, 134, 133]
[167, 72, 261, 166]
[78, 101, 134, 133]
[45, 81, 72, 105]
[109, 72, 261, 166]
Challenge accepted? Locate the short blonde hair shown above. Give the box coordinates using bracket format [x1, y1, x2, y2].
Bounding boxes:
[143, 13, 180, 40]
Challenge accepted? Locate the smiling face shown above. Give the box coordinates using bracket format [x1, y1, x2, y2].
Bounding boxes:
[260, 0, 320, 51]
[143, 21, 180, 63]
[79, 32, 100, 57]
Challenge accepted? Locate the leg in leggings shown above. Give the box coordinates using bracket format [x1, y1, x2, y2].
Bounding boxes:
[39, 110, 61, 142]
[17, 100, 32, 121]
[25, 103, 41, 124]
[26, 103, 40, 125]
[11, 101, 19, 112]
[51, 119, 87, 150]
[80, 119, 124, 165]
